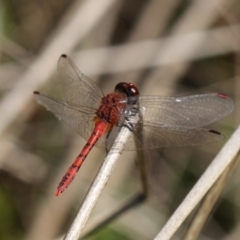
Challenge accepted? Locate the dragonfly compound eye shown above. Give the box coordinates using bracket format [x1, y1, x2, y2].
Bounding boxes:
[114, 82, 139, 104]
[114, 82, 128, 93]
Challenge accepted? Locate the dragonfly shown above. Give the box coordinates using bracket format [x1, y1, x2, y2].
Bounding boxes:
[34, 54, 234, 196]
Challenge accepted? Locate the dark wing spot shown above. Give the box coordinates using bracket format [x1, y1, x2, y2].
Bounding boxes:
[209, 129, 221, 135]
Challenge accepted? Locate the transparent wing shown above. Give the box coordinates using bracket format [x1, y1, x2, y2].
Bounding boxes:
[138, 93, 234, 128]
[57, 54, 103, 110]
[34, 92, 106, 147]
[105, 93, 233, 151]
[123, 124, 224, 151]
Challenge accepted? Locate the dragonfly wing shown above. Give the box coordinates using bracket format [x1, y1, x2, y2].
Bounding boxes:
[57, 54, 103, 110]
[122, 123, 224, 151]
[138, 93, 233, 128]
[34, 92, 105, 147]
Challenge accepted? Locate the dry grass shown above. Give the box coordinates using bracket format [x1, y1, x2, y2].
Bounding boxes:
[0, 0, 239, 239]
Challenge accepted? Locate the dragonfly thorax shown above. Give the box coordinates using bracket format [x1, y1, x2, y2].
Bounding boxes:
[96, 93, 126, 125]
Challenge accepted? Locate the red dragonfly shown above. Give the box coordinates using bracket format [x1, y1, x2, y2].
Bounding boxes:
[34, 54, 234, 196]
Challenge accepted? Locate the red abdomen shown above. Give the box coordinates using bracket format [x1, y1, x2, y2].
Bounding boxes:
[55, 120, 109, 196]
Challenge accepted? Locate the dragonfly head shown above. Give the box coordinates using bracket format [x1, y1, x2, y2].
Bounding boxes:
[114, 82, 139, 104]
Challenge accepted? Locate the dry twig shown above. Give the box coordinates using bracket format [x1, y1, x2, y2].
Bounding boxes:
[154, 125, 240, 240]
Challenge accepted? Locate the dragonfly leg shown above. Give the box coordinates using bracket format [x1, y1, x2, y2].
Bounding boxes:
[122, 116, 136, 131]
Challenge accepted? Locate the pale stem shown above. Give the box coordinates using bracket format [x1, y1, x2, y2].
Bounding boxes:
[64, 125, 132, 240]
[154, 125, 240, 240]
[183, 154, 239, 240]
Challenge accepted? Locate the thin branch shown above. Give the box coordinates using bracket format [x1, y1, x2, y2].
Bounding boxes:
[139, 0, 235, 98]
[73, 24, 240, 76]
[0, 0, 117, 138]
[0, 35, 32, 65]
[154, 125, 240, 240]
[82, 193, 146, 239]
[63, 125, 133, 240]
[183, 153, 240, 240]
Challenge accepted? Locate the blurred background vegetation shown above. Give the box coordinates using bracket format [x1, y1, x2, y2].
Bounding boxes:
[0, 0, 239, 239]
